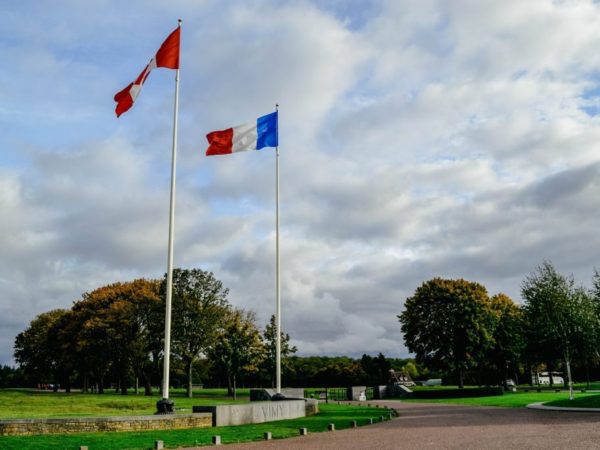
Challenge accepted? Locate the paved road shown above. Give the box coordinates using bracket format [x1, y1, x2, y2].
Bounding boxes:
[203, 401, 600, 449]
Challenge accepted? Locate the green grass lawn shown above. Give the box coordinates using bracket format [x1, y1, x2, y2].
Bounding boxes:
[402, 391, 598, 408]
[546, 394, 600, 408]
[0, 388, 249, 419]
[0, 403, 386, 450]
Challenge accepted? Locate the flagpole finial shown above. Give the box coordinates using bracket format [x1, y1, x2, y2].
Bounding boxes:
[276, 103, 279, 111]
[178, 19, 182, 26]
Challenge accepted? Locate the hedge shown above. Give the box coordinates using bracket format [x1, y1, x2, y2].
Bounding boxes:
[408, 387, 503, 399]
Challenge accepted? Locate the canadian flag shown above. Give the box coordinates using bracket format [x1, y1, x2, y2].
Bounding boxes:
[114, 26, 180, 117]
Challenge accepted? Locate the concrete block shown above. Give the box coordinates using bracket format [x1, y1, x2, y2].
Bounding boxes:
[299, 427, 308, 436]
[328, 423, 335, 431]
[212, 435, 221, 445]
[264, 431, 272, 440]
[155, 441, 164, 450]
[196, 400, 306, 427]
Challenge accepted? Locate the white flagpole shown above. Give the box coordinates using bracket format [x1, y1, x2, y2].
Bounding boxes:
[275, 104, 281, 395]
[158, 19, 181, 413]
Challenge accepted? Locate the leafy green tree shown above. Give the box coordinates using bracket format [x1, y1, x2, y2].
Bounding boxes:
[399, 278, 495, 388]
[0, 365, 25, 388]
[522, 262, 598, 399]
[209, 309, 265, 399]
[401, 361, 419, 380]
[359, 353, 391, 385]
[14, 309, 69, 389]
[487, 293, 525, 386]
[314, 359, 367, 387]
[261, 314, 297, 387]
[166, 268, 231, 398]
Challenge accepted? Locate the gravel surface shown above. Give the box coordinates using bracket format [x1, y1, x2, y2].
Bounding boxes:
[182, 400, 600, 449]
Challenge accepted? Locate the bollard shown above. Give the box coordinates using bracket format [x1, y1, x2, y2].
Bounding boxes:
[155, 441, 164, 450]
[368, 418, 374, 424]
[212, 435, 221, 445]
[299, 427, 308, 436]
[328, 423, 335, 431]
[380, 415, 385, 422]
[264, 431, 272, 440]
[350, 420, 357, 428]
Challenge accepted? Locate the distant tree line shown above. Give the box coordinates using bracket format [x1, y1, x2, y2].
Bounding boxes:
[12, 266, 432, 393]
[13, 268, 294, 398]
[399, 261, 600, 391]
[17, 261, 597, 394]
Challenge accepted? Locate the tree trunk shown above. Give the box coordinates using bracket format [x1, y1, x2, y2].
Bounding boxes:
[121, 379, 128, 395]
[186, 360, 193, 398]
[144, 376, 153, 396]
[83, 374, 88, 393]
[227, 374, 233, 397]
[458, 368, 464, 389]
[565, 356, 574, 401]
[98, 377, 104, 394]
[585, 360, 591, 389]
[548, 363, 554, 387]
[233, 374, 237, 401]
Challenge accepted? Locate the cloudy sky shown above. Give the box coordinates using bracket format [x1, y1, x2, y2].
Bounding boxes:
[1, 0, 600, 365]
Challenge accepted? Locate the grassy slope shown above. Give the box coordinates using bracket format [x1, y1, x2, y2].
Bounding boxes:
[0, 404, 387, 450]
[0, 389, 249, 419]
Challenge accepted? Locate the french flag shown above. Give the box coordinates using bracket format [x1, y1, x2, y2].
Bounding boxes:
[205, 111, 278, 156]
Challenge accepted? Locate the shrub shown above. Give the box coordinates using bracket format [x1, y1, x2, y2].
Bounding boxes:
[408, 387, 503, 399]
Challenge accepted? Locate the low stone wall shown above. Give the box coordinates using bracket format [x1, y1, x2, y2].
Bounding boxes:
[194, 400, 313, 427]
[0, 413, 212, 436]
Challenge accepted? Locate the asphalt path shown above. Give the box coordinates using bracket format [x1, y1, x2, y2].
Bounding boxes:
[194, 400, 600, 449]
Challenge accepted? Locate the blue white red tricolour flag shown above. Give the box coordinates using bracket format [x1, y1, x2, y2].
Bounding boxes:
[205, 112, 278, 156]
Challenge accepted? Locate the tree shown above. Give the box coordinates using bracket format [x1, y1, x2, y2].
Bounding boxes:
[68, 279, 162, 394]
[522, 261, 598, 399]
[401, 361, 419, 380]
[261, 314, 297, 388]
[167, 268, 231, 398]
[359, 353, 391, 385]
[399, 278, 495, 388]
[14, 309, 69, 389]
[209, 309, 265, 399]
[486, 294, 525, 387]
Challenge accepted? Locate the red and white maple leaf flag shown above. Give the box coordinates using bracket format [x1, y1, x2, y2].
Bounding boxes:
[114, 26, 181, 117]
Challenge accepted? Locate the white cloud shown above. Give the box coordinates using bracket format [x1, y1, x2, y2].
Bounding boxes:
[1, 0, 600, 365]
